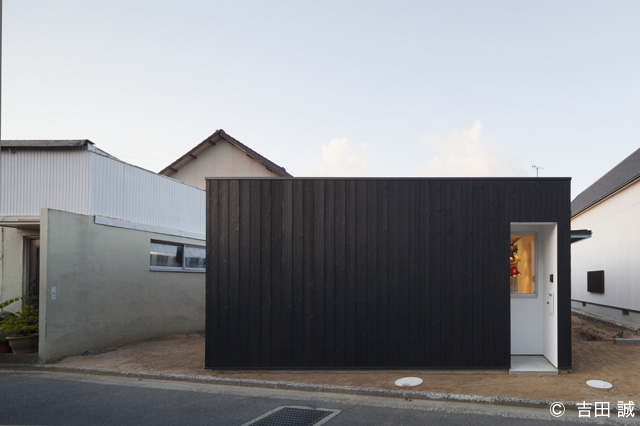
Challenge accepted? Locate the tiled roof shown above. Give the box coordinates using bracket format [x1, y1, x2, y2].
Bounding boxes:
[159, 129, 292, 177]
[571, 147, 640, 217]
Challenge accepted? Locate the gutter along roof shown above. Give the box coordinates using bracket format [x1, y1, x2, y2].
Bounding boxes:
[571, 147, 640, 217]
[570, 229, 593, 243]
[159, 129, 292, 177]
[0, 140, 93, 149]
[0, 139, 119, 160]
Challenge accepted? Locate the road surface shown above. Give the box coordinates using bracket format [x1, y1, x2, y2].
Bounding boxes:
[0, 371, 635, 425]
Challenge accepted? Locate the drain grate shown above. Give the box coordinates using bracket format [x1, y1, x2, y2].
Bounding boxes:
[240, 406, 341, 426]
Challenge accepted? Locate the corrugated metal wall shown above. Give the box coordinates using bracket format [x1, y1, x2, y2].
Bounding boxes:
[91, 153, 205, 235]
[1, 148, 205, 235]
[0, 147, 91, 216]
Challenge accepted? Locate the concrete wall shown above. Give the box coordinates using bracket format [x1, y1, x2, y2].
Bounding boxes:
[0, 227, 39, 313]
[39, 209, 205, 362]
[571, 180, 640, 321]
[170, 140, 279, 189]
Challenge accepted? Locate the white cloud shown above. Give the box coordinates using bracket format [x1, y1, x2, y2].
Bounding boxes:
[419, 120, 525, 177]
[315, 137, 373, 177]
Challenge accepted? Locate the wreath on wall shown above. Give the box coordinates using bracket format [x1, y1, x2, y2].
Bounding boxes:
[510, 243, 521, 277]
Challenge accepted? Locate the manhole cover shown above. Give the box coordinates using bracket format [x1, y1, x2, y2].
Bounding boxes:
[240, 406, 341, 426]
[395, 377, 423, 387]
[586, 380, 613, 389]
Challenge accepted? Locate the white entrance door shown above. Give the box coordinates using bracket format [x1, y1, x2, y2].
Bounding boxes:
[510, 225, 543, 354]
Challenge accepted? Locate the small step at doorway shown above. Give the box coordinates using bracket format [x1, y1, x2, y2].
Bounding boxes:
[509, 356, 558, 375]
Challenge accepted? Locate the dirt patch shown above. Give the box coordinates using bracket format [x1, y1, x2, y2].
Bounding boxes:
[55, 315, 640, 403]
[572, 315, 634, 341]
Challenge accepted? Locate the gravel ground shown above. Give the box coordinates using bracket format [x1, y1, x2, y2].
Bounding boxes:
[54, 314, 640, 404]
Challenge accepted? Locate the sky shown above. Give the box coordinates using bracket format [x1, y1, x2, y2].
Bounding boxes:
[2, 0, 639, 198]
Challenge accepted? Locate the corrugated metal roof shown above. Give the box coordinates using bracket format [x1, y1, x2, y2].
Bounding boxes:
[1, 140, 93, 149]
[159, 129, 292, 177]
[571, 147, 640, 217]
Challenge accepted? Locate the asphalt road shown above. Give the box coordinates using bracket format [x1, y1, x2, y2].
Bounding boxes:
[0, 371, 636, 425]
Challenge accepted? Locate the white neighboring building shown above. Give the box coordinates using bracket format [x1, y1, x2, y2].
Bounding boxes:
[159, 129, 291, 189]
[571, 147, 640, 327]
[0, 132, 290, 362]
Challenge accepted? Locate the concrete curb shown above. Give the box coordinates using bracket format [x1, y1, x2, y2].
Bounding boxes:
[572, 309, 640, 334]
[0, 363, 598, 412]
[614, 338, 640, 345]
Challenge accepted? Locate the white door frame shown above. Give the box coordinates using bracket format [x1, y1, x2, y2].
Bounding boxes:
[510, 222, 558, 367]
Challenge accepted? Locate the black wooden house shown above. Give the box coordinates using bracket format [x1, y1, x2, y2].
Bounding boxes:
[205, 178, 571, 370]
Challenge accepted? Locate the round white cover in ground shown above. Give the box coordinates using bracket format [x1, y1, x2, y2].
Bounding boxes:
[586, 380, 613, 389]
[395, 377, 423, 387]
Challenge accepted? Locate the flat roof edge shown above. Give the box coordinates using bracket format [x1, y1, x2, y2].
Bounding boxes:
[205, 177, 572, 181]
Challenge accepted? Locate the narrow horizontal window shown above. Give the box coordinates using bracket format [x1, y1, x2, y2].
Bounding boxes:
[150, 241, 205, 272]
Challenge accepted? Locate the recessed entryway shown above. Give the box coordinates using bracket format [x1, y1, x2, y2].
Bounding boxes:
[26, 237, 40, 307]
[511, 223, 559, 368]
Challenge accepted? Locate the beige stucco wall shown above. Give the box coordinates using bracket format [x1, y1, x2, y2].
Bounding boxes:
[38, 209, 205, 362]
[169, 140, 279, 189]
[0, 226, 39, 313]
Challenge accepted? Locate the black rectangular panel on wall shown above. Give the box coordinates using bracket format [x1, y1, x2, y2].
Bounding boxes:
[587, 270, 605, 293]
[206, 178, 572, 369]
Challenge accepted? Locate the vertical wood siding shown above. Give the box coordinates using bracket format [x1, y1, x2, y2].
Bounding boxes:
[206, 178, 571, 369]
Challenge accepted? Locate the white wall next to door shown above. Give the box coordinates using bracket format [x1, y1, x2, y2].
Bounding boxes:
[541, 224, 558, 367]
